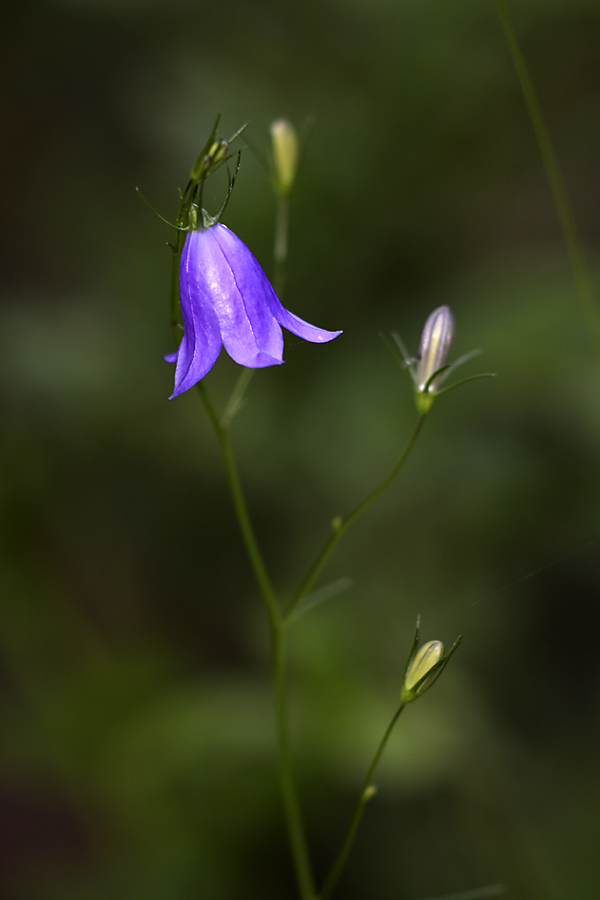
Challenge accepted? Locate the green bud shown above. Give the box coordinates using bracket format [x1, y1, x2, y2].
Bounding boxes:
[400, 621, 461, 705]
[190, 138, 230, 183]
[402, 640, 444, 702]
[270, 119, 298, 197]
[208, 139, 229, 164]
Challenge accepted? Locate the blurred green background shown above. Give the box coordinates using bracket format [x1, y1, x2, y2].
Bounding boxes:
[1, 0, 600, 898]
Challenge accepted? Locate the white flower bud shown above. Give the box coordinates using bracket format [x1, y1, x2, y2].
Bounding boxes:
[415, 305, 454, 392]
[402, 640, 444, 701]
[270, 119, 298, 197]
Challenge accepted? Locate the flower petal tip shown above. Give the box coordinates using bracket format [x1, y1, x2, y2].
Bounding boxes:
[252, 352, 285, 367]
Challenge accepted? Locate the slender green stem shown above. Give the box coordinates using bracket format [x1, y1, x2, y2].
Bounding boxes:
[169, 184, 194, 341]
[318, 704, 405, 900]
[274, 196, 290, 297]
[196, 383, 315, 897]
[285, 414, 426, 623]
[220, 367, 255, 429]
[169, 203, 186, 340]
[196, 383, 281, 629]
[493, 0, 600, 374]
[169, 246, 181, 339]
[273, 624, 317, 900]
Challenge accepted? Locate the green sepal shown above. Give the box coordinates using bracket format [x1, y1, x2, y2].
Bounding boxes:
[435, 372, 497, 397]
[401, 616, 422, 686]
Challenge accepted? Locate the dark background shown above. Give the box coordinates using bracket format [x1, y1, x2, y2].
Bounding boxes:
[1, 0, 600, 898]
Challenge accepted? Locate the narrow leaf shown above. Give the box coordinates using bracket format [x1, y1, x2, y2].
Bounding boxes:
[285, 577, 353, 626]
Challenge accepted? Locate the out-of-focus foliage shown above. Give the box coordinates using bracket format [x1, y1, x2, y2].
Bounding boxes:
[1, 0, 600, 898]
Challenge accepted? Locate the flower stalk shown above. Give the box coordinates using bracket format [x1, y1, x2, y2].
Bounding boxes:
[318, 703, 405, 900]
[270, 119, 298, 296]
[196, 383, 281, 629]
[273, 625, 316, 900]
[285, 413, 427, 623]
[197, 381, 314, 898]
[273, 196, 290, 297]
[493, 0, 600, 378]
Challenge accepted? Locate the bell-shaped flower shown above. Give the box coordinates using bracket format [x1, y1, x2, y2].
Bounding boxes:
[166, 224, 341, 398]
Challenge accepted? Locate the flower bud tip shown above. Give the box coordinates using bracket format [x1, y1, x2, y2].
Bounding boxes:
[270, 119, 299, 197]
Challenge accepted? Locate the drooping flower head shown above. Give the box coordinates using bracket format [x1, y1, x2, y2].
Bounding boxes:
[149, 117, 341, 397]
[166, 224, 341, 398]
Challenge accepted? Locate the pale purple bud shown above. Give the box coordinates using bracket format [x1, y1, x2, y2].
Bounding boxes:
[415, 305, 454, 392]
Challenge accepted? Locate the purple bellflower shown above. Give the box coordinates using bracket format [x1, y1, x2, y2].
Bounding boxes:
[166, 224, 341, 398]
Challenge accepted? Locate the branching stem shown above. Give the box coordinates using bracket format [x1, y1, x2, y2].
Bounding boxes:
[196, 383, 314, 899]
[318, 704, 405, 900]
[285, 414, 426, 623]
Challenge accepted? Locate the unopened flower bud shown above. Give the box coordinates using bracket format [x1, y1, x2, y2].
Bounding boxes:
[208, 139, 229, 164]
[415, 306, 454, 393]
[392, 304, 491, 414]
[402, 640, 444, 703]
[270, 119, 298, 197]
[190, 139, 230, 182]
